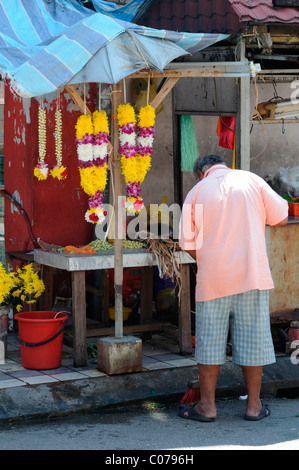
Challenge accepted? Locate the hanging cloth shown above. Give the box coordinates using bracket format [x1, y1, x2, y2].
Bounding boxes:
[216, 116, 236, 169]
[180, 115, 199, 171]
[216, 116, 235, 150]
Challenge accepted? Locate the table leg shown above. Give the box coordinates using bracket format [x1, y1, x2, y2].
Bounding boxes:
[179, 264, 192, 355]
[72, 271, 87, 367]
[102, 269, 110, 325]
[140, 266, 153, 324]
[5, 253, 13, 272]
[42, 266, 54, 310]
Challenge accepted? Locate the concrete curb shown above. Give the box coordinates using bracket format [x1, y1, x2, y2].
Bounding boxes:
[0, 356, 298, 423]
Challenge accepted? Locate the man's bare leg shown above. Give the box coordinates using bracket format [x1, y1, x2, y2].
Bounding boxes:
[193, 364, 220, 418]
[242, 366, 268, 417]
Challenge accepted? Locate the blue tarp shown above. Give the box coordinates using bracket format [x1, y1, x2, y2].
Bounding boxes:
[0, 0, 229, 98]
[79, 0, 153, 22]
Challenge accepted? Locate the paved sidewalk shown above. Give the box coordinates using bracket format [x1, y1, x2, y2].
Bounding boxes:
[1, 331, 299, 423]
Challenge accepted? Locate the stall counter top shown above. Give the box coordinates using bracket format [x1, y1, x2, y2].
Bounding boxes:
[33, 248, 195, 272]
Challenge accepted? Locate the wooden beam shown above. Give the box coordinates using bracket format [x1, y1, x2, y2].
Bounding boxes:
[65, 84, 92, 115]
[150, 77, 179, 109]
[239, 44, 251, 171]
[128, 62, 251, 80]
[84, 322, 171, 337]
[129, 68, 223, 79]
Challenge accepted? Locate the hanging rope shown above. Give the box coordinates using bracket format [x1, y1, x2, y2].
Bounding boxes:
[147, 75, 150, 105]
[250, 75, 269, 161]
[123, 78, 127, 104]
[83, 83, 86, 115]
[98, 83, 101, 111]
[126, 29, 150, 70]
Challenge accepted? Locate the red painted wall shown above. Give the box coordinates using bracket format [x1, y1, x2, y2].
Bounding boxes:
[4, 84, 98, 252]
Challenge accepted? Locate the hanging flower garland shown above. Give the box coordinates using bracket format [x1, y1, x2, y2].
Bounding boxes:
[75, 110, 109, 224]
[50, 101, 67, 180]
[117, 103, 155, 215]
[34, 96, 67, 181]
[34, 105, 49, 180]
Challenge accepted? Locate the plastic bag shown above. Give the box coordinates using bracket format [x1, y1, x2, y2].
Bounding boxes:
[264, 166, 299, 199]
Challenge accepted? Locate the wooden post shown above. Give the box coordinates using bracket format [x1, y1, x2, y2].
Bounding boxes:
[239, 43, 251, 171]
[112, 82, 124, 339]
[72, 271, 87, 367]
[140, 266, 153, 324]
[179, 264, 192, 355]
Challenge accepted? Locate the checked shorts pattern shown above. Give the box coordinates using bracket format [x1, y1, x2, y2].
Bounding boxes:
[195, 289, 276, 366]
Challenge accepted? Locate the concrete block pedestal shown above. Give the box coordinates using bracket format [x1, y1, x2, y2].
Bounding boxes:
[97, 336, 142, 375]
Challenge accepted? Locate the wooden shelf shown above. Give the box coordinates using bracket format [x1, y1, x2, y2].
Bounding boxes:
[251, 119, 299, 124]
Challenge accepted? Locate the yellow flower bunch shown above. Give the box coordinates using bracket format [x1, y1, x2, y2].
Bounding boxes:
[78, 164, 108, 196]
[34, 166, 48, 181]
[75, 114, 94, 140]
[117, 103, 136, 127]
[50, 165, 67, 180]
[0, 263, 45, 312]
[93, 110, 109, 135]
[120, 154, 151, 184]
[137, 105, 156, 128]
[0, 264, 16, 306]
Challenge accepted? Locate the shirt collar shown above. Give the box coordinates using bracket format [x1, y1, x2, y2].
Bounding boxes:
[203, 164, 229, 179]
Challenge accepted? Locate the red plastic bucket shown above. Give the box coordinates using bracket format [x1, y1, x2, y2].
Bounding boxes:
[14, 311, 68, 370]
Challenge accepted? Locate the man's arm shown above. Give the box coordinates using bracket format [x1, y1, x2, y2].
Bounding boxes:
[273, 216, 288, 226]
[185, 250, 197, 260]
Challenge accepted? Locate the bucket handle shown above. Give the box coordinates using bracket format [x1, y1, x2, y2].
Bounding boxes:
[16, 312, 68, 348]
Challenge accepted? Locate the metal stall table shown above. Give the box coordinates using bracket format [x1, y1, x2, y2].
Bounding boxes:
[33, 249, 195, 367]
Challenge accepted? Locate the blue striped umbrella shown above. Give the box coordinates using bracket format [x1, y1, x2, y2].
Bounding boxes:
[0, 0, 228, 98]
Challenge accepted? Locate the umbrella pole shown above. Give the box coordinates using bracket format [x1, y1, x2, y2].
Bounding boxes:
[112, 82, 123, 339]
[97, 82, 142, 375]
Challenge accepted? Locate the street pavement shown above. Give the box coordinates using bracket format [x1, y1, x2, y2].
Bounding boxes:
[0, 397, 298, 450]
[1, 335, 299, 425]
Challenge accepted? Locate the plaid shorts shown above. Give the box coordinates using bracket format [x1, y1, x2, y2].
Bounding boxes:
[195, 289, 276, 366]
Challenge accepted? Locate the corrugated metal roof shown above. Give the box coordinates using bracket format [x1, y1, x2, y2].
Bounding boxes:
[137, 0, 247, 34]
[228, 0, 299, 23]
[137, 0, 299, 34]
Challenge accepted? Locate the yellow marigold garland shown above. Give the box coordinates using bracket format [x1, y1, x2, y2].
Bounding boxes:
[117, 103, 155, 214]
[75, 111, 109, 224]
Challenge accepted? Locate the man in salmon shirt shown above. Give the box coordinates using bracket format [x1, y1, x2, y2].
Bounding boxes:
[178, 155, 288, 422]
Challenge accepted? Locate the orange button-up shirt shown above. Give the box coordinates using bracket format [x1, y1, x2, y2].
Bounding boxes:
[179, 165, 288, 302]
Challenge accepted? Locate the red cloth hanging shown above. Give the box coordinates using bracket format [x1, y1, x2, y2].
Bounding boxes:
[216, 116, 235, 150]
